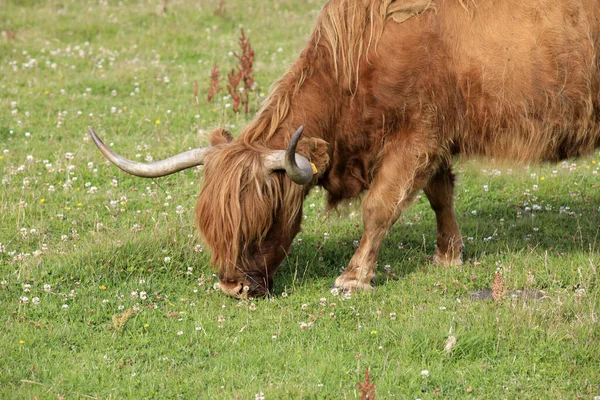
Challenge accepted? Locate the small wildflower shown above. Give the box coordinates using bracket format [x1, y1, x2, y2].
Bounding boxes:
[164, 256, 171, 263]
[19, 340, 25, 345]
[390, 312, 397, 320]
[140, 291, 147, 300]
[62, 304, 69, 309]
[32, 297, 40, 305]
[370, 330, 377, 335]
[177, 331, 183, 336]
[99, 285, 107, 290]
[155, 119, 161, 125]
[143, 323, 149, 328]
[421, 370, 430, 377]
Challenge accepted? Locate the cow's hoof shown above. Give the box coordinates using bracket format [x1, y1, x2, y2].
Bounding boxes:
[333, 274, 375, 292]
[433, 248, 464, 266]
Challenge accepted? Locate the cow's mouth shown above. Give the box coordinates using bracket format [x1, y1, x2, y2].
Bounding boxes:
[218, 274, 273, 298]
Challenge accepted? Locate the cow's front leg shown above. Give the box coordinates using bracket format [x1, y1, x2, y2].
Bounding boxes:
[334, 140, 435, 291]
[423, 166, 463, 265]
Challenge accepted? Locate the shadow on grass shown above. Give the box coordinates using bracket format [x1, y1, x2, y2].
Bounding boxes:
[275, 199, 599, 292]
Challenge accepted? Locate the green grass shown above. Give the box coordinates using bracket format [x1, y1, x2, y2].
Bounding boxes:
[1, 0, 599, 398]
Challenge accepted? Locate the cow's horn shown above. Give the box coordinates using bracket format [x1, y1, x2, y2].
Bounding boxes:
[88, 126, 209, 178]
[264, 126, 314, 185]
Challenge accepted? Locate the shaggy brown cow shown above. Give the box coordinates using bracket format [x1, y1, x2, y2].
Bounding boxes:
[90, 0, 600, 298]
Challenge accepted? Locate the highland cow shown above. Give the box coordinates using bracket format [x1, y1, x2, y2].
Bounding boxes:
[90, 0, 600, 297]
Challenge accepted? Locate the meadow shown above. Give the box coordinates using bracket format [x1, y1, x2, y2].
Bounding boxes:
[1, 0, 599, 398]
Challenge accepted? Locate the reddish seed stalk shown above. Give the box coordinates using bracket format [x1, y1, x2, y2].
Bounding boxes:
[358, 368, 376, 400]
[227, 69, 242, 113]
[210, 28, 256, 114]
[234, 28, 255, 114]
[207, 64, 221, 103]
[214, 0, 226, 16]
[491, 270, 506, 303]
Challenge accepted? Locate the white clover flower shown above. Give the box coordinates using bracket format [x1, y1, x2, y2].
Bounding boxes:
[32, 297, 40, 305]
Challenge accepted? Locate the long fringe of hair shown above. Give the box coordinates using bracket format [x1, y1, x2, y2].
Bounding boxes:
[196, 144, 306, 273]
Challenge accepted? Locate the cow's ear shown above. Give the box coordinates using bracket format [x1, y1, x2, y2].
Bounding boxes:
[296, 137, 330, 177]
[209, 128, 233, 146]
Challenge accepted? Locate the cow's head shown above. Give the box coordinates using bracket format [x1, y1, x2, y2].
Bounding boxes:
[89, 126, 328, 298]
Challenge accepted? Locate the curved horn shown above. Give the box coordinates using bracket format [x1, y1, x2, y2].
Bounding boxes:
[88, 126, 209, 178]
[263, 126, 314, 185]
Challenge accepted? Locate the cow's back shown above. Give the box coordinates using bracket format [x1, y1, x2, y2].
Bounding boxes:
[369, 0, 600, 161]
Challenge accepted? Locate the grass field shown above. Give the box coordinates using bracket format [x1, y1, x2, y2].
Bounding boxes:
[1, 0, 599, 398]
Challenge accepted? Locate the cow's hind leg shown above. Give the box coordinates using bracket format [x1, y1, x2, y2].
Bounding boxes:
[333, 140, 436, 291]
[423, 166, 463, 265]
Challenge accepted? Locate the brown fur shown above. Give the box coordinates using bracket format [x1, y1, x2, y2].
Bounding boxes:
[196, 0, 600, 295]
